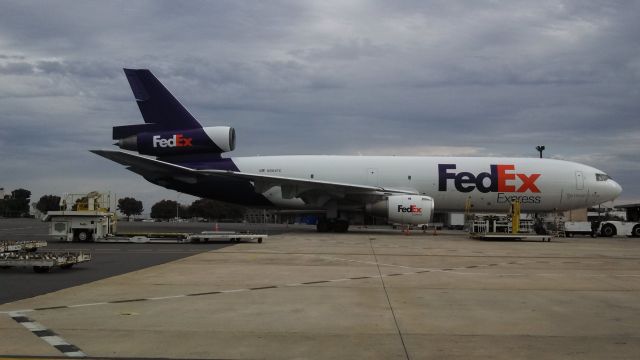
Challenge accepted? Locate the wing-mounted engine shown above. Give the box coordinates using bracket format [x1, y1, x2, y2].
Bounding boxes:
[116, 126, 235, 156]
[367, 195, 434, 225]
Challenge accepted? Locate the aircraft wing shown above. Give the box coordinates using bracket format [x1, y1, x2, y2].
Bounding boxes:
[91, 150, 418, 203]
[197, 168, 418, 202]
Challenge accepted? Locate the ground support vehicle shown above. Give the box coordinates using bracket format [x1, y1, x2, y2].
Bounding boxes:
[468, 219, 552, 242]
[187, 231, 269, 244]
[0, 240, 47, 253]
[467, 201, 552, 242]
[188, 231, 267, 243]
[90, 231, 267, 244]
[564, 221, 640, 237]
[0, 240, 91, 273]
[445, 213, 465, 230]
[44, 211, 116, 241]
[43, 192, 116, 242]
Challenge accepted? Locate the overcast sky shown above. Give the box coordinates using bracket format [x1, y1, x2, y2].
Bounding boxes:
[1, 0, 639, 213]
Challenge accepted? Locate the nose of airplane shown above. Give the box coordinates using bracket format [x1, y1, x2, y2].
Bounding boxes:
[611, 180, 623, 199]
[599, 179, 623, 202]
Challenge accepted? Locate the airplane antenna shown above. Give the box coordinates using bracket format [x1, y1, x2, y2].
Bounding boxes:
[536, 145, 545, 158]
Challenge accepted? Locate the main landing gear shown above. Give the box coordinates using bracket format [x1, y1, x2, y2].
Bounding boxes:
[316, 218, 349, 233]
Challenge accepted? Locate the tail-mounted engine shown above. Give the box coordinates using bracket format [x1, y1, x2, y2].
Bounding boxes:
[367, 195, 434, 225]
[116, 126, 235, 156]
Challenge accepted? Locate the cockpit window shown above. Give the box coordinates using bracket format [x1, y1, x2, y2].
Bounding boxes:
[596, 173, 610, 181]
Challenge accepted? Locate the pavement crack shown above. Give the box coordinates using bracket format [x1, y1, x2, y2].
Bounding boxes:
[369, 239, 411, 360]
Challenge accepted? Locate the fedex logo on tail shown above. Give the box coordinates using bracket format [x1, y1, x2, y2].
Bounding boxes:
[438, 164, 541, 193]
[152, 134, 193, 148]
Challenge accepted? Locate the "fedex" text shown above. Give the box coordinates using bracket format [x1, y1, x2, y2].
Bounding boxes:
[398, 204, 422, 213]
[438, 164, 541, 193]
[152, 134, 193, 148]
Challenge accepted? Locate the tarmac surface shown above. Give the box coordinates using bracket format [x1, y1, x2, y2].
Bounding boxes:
[1, 218, 640, 359]
[0, 219, 254, 303]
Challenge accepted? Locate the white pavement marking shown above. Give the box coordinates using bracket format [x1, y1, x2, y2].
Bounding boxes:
[22, 321, 47, 331]
[8, 312, 87, 358]
[65, 351, 88, 358]
[41, 335, 69, 346]
[68, 302, 108, 308]
[3, 309, 35, 314]
[147, 295, 186, 300]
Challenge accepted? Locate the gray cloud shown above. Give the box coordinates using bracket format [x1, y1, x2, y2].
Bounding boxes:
[1, 0, 639, 209]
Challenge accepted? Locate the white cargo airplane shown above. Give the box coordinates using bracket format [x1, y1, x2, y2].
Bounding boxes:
[92, 69, 622, 232]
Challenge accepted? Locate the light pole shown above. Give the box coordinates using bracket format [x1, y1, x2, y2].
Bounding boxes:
[536, 145, 545, 158]
[176, 193, 181, 220]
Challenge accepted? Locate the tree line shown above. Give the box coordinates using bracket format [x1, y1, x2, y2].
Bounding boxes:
[1, 190, 246, 221]
[0, 188, 32, 217]
[116, 197, 247, 221]
[147, 198, 245, 221]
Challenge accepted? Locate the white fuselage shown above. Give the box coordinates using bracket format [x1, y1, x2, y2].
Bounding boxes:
[231, 155, 622, 213]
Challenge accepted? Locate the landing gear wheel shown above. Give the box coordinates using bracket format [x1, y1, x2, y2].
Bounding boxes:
[534, 223, 548, 235]
[600, 224, 616, 237]
[632, 225, 640, 238]
[77, 231, 89, 242]
[334, 220, 349, 233]
[316, 219, 330, 233]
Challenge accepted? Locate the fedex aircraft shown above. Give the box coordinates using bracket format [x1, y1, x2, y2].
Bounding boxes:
[92, 69, 622, 232]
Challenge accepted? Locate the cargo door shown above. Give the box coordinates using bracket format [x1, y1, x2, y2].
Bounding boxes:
[575, 171, 584, 190]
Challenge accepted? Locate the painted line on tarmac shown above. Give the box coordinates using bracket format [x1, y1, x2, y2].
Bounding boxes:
[7, 257, 635, 315]
[0, 259, 527, 315]
[8, 312, 86, 358]
[240, 248, 494, 272]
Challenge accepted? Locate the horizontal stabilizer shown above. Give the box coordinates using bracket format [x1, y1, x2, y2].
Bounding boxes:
[113, 123, 163, 140]
[91, 149, 196, 176]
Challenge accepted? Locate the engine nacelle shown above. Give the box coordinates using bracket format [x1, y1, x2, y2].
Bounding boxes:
[367, 195, 434, 225]
[117, 126, 235, 156]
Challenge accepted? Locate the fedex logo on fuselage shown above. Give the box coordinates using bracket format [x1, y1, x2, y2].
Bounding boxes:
[152, 134, 193, 148]
[438, 164, 541, 193]
[398, 204, 422, 213]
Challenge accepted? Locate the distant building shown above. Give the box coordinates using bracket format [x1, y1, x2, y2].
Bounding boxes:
[31, 203, 43, 219]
